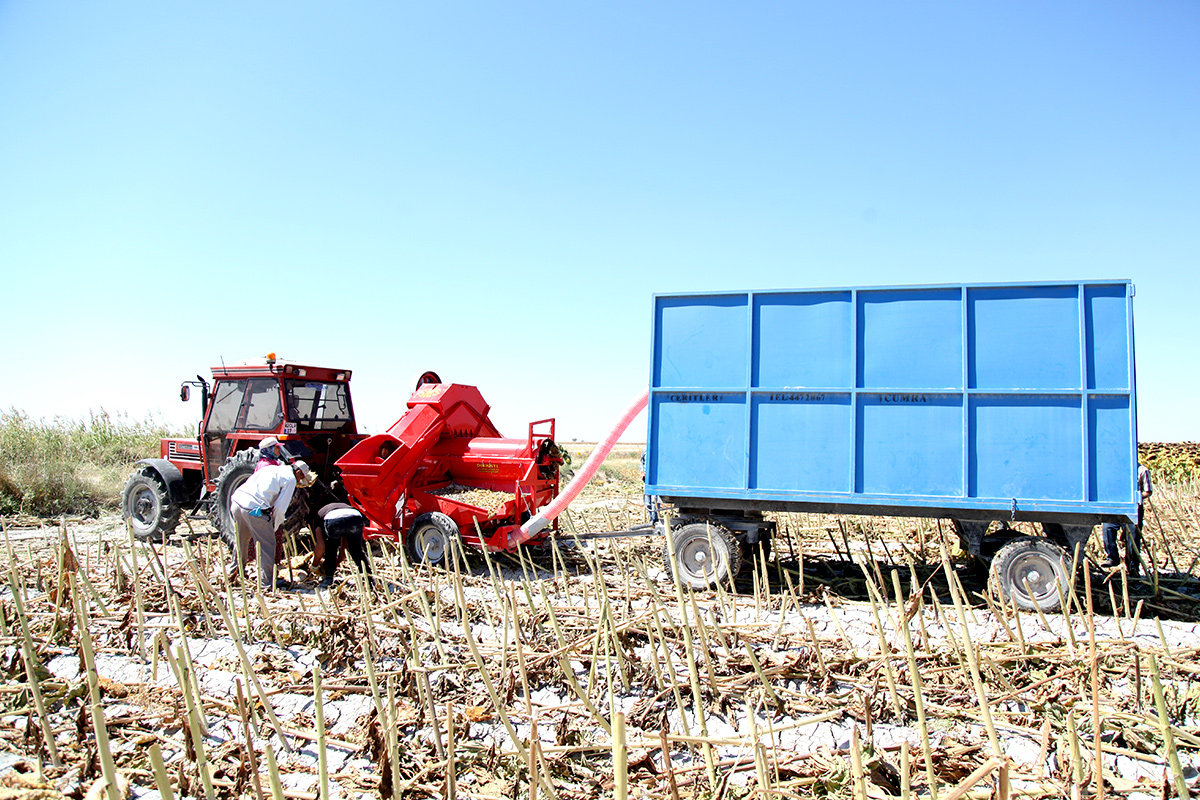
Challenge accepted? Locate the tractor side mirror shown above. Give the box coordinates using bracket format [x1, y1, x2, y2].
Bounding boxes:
[180, 385, 191, 402]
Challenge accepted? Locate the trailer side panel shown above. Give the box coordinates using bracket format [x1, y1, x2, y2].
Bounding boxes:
[646, 280, 1137, 523]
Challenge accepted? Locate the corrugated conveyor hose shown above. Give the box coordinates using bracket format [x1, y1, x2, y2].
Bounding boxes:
[509, 389, 649, 547]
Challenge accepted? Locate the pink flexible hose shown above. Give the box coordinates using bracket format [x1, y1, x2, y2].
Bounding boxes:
[510, 388, 650, 546]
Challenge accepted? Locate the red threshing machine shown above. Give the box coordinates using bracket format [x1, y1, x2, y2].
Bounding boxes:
[336, 382, 563, 565]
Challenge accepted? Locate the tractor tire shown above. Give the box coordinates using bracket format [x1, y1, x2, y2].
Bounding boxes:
[121, 469, 180, 542]
[662, 520, 741, 590]
[210, 449, 260, 550]
[989, 536, 1070, 613]
[406, 512, 459, 566]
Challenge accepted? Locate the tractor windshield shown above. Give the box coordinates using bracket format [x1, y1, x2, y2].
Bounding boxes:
[243, 379, 284, 430]
[207, 381, 244, 434]
[285, 381, 353, 431]
[207, 378, 283, 433]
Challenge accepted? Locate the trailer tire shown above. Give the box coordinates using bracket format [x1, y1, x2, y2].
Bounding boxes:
[739, 535, 772, 570]
[407, 512, 458, 566]
[122, 469, 180, 542]
[663, 520, 741, 590]
[989, 536, 1070, 612]
[210, 449, 261, 550]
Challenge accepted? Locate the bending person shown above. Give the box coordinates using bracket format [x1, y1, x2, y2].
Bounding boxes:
[317, 502, 372, 589]
[230, 460, 314, 590]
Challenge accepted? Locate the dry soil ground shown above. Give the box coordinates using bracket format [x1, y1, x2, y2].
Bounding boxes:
[3, 475, 1200, 800]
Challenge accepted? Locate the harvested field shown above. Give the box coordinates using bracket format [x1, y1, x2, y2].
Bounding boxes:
[3, 469, 1200, 800]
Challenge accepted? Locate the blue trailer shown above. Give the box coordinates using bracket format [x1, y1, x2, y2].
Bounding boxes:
[645, 280, 1138, 610]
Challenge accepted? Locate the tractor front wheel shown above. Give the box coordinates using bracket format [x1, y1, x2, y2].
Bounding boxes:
[122, 470, 180, 542]
[406, 512, 459, 567]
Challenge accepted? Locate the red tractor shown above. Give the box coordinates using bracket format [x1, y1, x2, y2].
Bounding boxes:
[121, 355, 362, 541]
[124, 357, 564, 566]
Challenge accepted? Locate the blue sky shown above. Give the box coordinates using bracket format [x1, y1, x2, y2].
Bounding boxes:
[1, 2, 1197, 441]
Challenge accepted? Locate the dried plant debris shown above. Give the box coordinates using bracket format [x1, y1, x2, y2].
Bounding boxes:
[1, 478, 1199, 800]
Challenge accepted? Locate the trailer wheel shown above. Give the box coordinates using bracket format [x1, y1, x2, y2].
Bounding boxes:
[122, 469, 180, 542]
[407, 512, 458, 566]
[989, 536, 1070, 612]
[740, 535, 772, 570]
[210, 449, 260, 549]
[662, 521, 741, 590]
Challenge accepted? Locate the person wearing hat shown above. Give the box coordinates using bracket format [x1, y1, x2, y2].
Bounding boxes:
[235, 436, 288, 573]
[255, 436, 287, 471]
[230, 459, 315, 590]
[249, 435, 326, 576]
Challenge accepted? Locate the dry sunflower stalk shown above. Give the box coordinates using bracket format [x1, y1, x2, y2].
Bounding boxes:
[0, 466, 1199, 800]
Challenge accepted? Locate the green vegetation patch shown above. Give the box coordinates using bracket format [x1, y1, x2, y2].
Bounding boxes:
[0, 409, 186, 518]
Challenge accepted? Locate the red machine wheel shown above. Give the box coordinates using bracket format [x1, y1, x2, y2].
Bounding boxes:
[414, 371, 442, 391]
[407, 512, 458, 566]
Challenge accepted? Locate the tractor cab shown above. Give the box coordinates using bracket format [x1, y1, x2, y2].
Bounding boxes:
[124, 354, 365, 541]
[195, 359, 358, 487]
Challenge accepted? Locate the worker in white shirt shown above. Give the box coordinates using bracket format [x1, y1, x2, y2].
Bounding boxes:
[230, 460, 315, 589]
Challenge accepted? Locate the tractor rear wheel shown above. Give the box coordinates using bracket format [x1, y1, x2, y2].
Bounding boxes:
[662, 520, 741, 590]
[989, 536, 1071, 612]
[210, 449, 260, 549]
[122, 470, 180, 542]
[406, 512, 459, 566]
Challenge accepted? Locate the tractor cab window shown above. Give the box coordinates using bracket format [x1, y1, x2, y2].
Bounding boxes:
[207, 380, 246, 434]
[241, 379, 284, 431]
[206, 379, 283, 433]
[286, 381, 353, 431]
